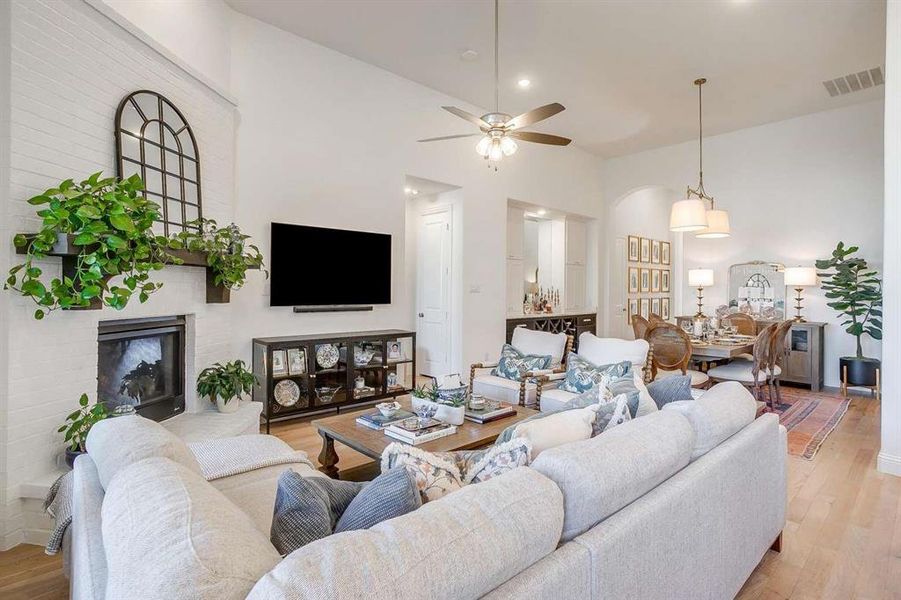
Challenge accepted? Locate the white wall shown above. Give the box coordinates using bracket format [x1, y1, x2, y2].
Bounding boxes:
[603, 101, 884, 387]
[227, 12, 605, 369]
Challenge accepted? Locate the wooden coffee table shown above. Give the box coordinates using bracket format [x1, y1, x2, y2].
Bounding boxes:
[312, 396, 538, 479]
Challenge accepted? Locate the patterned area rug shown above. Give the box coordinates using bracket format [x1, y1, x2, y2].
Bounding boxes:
[769, 386, 850, 460]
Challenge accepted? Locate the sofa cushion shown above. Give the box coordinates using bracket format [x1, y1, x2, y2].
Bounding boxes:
[473, 374, 537, 406]
[560, 354, 631, 394]
[270, 469, 365, 554]
[514, 405, 596, 459]
[492, 343, 552, 381]
[531, 410, 695, 541]
[247, 468, 564, 600]
[86, 415, 201, 490]
[577, 333, 649, 370]
[647, 374, 694, 408]
[102, 457, 280, 600]
[511, 327, 568, 367]
[540, 387, 574, 413]
[662, 381, 757, 460]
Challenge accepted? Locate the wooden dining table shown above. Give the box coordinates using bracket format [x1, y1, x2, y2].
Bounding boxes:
[689, 337, 756, 361]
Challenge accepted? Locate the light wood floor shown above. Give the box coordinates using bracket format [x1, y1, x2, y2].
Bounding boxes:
[1, 392, 896, 600]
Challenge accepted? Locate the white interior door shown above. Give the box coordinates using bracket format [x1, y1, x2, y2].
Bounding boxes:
[610, 237, 629, 338]
[417, 208, 452, 377]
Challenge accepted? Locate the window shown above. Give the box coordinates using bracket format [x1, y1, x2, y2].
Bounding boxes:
[115, 91, 202, 236]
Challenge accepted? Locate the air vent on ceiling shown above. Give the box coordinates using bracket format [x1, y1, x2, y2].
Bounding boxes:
[823, 66, 884, 97]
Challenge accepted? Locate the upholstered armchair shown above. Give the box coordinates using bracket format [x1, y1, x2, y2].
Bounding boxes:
[469, 328, 572, 408]
[535, 333, 652, 413]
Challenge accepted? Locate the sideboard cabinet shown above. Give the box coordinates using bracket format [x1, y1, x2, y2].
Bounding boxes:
[764, 320, 826, 392]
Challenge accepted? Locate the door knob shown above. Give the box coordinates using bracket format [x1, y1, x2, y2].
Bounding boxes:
[418, 313, 424, 318]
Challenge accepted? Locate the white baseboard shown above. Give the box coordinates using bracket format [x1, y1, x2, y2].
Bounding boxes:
[877, 451, 901, 477]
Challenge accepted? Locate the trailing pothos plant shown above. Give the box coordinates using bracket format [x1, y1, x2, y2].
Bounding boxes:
[169, 218, 267, 289]
[5, 173, 173, 319]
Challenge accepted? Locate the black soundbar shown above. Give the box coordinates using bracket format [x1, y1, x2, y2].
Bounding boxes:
[292, 305, 374, 313]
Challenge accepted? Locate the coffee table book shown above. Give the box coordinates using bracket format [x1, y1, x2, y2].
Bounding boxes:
[355, 409, 415, 430]
[464, 403, 516, 424]
[384, 420, 457, 445]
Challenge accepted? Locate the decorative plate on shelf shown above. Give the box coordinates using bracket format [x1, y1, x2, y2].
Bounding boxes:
[273, 379, 300, 407]
[316, 344, 340, 369]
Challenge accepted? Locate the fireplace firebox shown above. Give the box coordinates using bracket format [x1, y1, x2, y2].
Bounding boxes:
[98, 316, 186, 421]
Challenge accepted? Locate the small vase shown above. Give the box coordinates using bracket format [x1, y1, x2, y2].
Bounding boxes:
[215, 396, 241, 414]
[411, 396, 465, 426]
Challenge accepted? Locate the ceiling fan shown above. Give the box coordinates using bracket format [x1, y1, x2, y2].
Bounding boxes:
[417, 0, 572, 167]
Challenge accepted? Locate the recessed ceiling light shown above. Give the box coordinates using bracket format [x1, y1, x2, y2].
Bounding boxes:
[460, 49, 479, 61]
[536, 208, 546, 215]
[524, 212, 540, 218]
[517, 78, 531, 89]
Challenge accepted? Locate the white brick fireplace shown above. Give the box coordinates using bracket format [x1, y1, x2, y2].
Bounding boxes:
[0, 0, 238, 549]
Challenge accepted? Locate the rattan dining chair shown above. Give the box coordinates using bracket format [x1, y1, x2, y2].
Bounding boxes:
[649, 313, 665, 325]
[768, 320, 794, 406]
[721, 313, 757, 336]
[630, 314, 650, 341]
[644, 322, 710, 388]
[707, 322, 778, 408]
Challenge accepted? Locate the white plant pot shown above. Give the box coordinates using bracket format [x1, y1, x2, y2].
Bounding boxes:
[215, 396, 241, 414]
[411, 396, 465, 426]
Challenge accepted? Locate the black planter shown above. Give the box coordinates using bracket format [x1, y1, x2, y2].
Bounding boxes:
[840, 356, 881, 387]
[65, 448, 85, 469]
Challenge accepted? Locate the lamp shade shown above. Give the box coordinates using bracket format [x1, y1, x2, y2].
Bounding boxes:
[695, 209, 731, 238]
[669, 199, 708, 232]
[688, 268, 714, 287]
[785, 266, 817, 287]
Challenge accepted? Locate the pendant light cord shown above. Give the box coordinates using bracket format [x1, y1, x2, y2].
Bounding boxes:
[494, 0, 499, 113]
[698, 80, 703, 188]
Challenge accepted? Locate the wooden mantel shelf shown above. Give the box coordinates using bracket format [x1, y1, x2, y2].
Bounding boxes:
[15, 232, 232, 306]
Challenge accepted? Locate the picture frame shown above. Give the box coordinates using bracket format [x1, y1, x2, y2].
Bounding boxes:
[628, 297, 639, 321]
[651, 240, 661, 264]
[640, 237, 651, 263]
[639, 268, 650, 293]
[628, 267, 639, 293]
[388, 341, 403, 360]
[287, 347, 306, 376]
[651, 297, 661, 316]
[639, 298, 650, 319]
[271, 350, 288, 377]
[628, 235, 640, 262]
[651, 269, 661, 293]
[661, 269, 670, 293]
[661, 297, 671, 320]
[661, 241, 671, 265]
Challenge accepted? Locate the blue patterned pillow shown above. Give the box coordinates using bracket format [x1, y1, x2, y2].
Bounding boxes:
[607, 373, 641, 418]
[491, 344, 552, 381]
[646, 375, 694, 408]
[560, 353, 631, 394]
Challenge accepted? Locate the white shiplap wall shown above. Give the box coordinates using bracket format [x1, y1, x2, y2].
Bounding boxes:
[0, 0, 236, 549]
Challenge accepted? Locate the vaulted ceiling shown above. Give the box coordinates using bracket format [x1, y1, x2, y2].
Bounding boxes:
[226, 0, 886, 157]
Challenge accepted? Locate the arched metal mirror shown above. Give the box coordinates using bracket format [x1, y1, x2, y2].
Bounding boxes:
[115, 90, 202, 236]
[727, 261, 786, 319]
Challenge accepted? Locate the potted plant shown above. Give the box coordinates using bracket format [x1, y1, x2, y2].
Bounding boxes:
[58, 393, 109, 468]
[816, 242, 882, 387]
[169, 218, 267, 290]
[196, 360, 256, 413]
[411, 382, 466, 426]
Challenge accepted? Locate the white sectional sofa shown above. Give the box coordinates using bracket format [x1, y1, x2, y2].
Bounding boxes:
[69, 382, 786, 600]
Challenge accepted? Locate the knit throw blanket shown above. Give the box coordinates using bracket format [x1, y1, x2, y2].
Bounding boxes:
[43, 435, 315, 555]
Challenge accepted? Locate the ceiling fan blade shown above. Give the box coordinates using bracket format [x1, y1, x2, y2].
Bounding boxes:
[442, 106, 489, 129]
[505, 103, 566, 130]
[417, 133, 481, 142]
[509, 131, 572, 146]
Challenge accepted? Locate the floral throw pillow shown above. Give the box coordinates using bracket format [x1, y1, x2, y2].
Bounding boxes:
[560, 354, 632, 394]
[491, 344, 552, 381]
[380, 438, 532, 501]
[591, 393, 633, 436]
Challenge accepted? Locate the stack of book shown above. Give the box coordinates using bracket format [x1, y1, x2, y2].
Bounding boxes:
[464, 402, 516, 424]
[355, 409, 415, 430]
[384, 419, 457, 445]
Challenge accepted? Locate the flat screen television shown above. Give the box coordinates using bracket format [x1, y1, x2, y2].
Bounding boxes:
[270, 222, 391, 307]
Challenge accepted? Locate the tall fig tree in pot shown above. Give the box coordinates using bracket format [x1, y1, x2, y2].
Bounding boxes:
[816, 242, 882, 387]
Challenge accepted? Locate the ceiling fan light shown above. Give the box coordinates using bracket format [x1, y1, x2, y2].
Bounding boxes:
[500, 136, 518, 156]
[695, 209, 731, 238]
[488, 139, 504, 162]
[475, 136, 492, 157]
[669, 199, 708, 232]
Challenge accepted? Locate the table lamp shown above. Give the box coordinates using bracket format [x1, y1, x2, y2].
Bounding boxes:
[784, 266, 817, 321]
[688, 268, 714, 317]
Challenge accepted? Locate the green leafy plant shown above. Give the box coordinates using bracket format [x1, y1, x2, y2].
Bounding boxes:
[196, 360, 257, 405]
[411, 383, 438, 401]
[58, 394, 109, 452]
[816, 242, 883, 358]
[169, 218, 266, 290]
[5, 173, 173, 319]
[118, 359, 162, 402]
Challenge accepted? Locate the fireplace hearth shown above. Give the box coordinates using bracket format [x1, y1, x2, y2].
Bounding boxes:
[98, 316, 186, 421]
